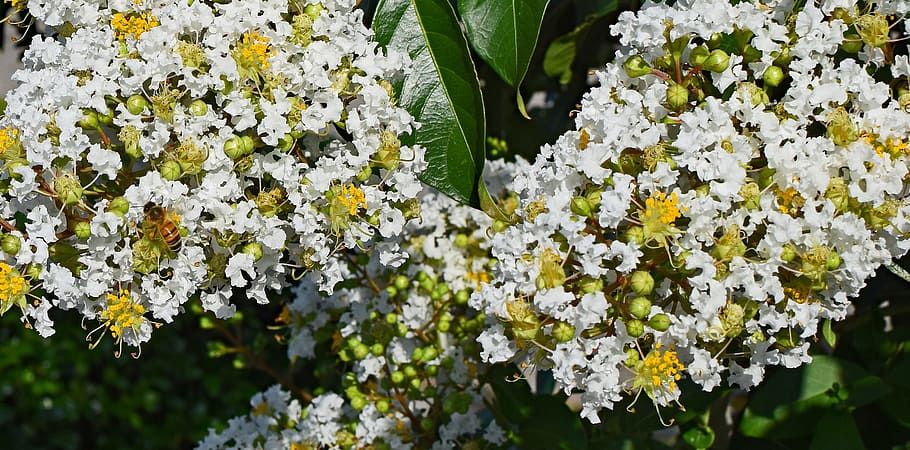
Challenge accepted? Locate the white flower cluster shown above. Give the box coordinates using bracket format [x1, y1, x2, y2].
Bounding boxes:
[0, 0, 424, 355]
[473, 0, 910, 423]
[197, 160, 521, 450]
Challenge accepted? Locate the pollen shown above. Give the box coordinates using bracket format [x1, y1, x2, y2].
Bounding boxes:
[111, 11, 159, 40]
[232, 31, 274, 74]
[466, 271, 490, 288]
[643, 191, 683, 225]
[338, 184, 366, 216]
[100, 288, 146, 341]
[0, 261, 27, 308]
[639, 344, 685, 393]
[774, 187, 804, 216]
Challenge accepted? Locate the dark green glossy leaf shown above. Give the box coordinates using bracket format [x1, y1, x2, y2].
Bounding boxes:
[542, 0, 618, 84]
[808, 412, 864, 450]
[519, 395, 587, 450]
[374, 0, 486, 206]
[681, 424, 715, 449]
[845, 375, 891, 408]
[458, 0, 548, 116]
[488, 364, 535, 424]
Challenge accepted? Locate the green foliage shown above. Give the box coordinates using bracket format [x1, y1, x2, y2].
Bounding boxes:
[374, 0, 486, 206]
[0, 308, 272, 449]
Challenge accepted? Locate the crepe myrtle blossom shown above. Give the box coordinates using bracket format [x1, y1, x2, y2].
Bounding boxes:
[474, 0, 910, 423]
[198, 160, 522, 449]
[0, 0, 424, 355]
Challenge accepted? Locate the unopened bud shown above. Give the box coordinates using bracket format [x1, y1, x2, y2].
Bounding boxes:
[630, 270, 655, 295]
[704, 49, 730, 72]
[623, 55, 651, 78]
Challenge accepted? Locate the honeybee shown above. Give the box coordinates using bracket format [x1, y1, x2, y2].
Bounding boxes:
[143, 202, 182, 252]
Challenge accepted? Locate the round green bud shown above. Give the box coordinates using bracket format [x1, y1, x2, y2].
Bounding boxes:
[385, 312, 398, 325]
[394, 274, 410, 290]
[352, 343, 370, 360]
[385, 285, 398, 297]
[371, 343, 384, 357]
[403, 365, 418, 378]
[338, 348, 352, 362]
[223, 136, 244, 160]
[350, 396, 367, 411]
[623, 226, 645, 244]
[390, 370, 405, 385]
[409, 378, 422, 390]
[72, 220, 91, 240]
[704, 49, 730, 72]
[689, 45, 710, 67]
[762, 65, 785, 88]
[188, 99, 208, 116]
[623, 55, 652, 78]
[629, 270, 655, 295]
[570, 196, 592, 217]
[491, 220, 509, 234]
[826, 252, 841, 270]
[780, 243, 797, 262]
[422, 347, 438, 361]
[107, 197, 130, 218]
[160, 160, 183, 181]
[454, 233, 469, 248]
[624, 347, 640, 365]
[628, 296, 652, 320]
[241, 242, 263, 261]
[412, 347, 424, 362]
[437, 320, 451, 332]
[126, 94, 150, 115]
[240, 135, 255, 153]
[454, 289, 470, 305]
[304, 2, 324, 19]
[579, 276, 603, 294]
[626, 319, 645, 338]
[552, 321, 576, 343]
[77, 109, 100, 130]
[666, 83, 690, 109]
[648, 313, 671, 331]
[1, 234, 21, 255]
[375, 399, 390, 414]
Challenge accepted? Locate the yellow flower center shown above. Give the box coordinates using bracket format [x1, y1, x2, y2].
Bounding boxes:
[111, 11, 160, 40]
[100, 289, 146, 340]
[338, 184, 366, 216]
[636, 344, 685, 396]
[232, 31, 274, 74]
[0, 262, 27, 306]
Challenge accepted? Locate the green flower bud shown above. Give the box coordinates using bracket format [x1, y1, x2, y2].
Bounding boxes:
[579, 276, 603, 294]
[491, 220, 509, 234]
[628, 296, 652, 320]
[223, 136, 244, 159]
[704, 49, 730, 72]
[630, 270, 655, 295]
[454, 233, 469, 248]
[666, 83, 689, 109]
[570, 196, 592, 217]
[826, 252, 841, 270]
[350, 395, 367, 411]
[72, 220, 91, 240]
[423, 347, 438, 361]
[552, 321, 576, 343]
[437, 320, 451, 332]
[1, 234, 21, 255]
[54, 173, 83, 206]
[375, 399, 390, 414]
[454, 289, 470, 305]
[371, 343, 385, 356]
[648, 313, 671, 331]
[762, 65, 785, 88]
[394, 274, 409, 290]
[352, 343, 370, 360]
[391, 370, 405, 384]
[385, 312, 398, 325]
[240, 135, 255, 154]
[412, 347, 424, 362]
[188, 99, 208, 116]
[623, 226, 645, 244]
[623, 55, 652, 78]
[241, 242, 263, 261]
[126, 94, 150, 115]
[689, 46, 710, 67]
[77, 109, 100, 130]
[160, 160, 183, 181]
[780, 243, 797, 262]
[403, 365, 418, 378]
[626, 319, 645, 338]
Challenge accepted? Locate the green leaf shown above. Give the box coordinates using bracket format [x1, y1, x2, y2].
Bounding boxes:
[681, 424, 715, 449]
[822, 318, 836, 348]
[487, 364, 535, 424]
[542, 0, 618, 84]
[374, 0, 486, 206]
[808, 411, 864, 450]
[458, 0, 548, 117]
[519, 395, 588, 450]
